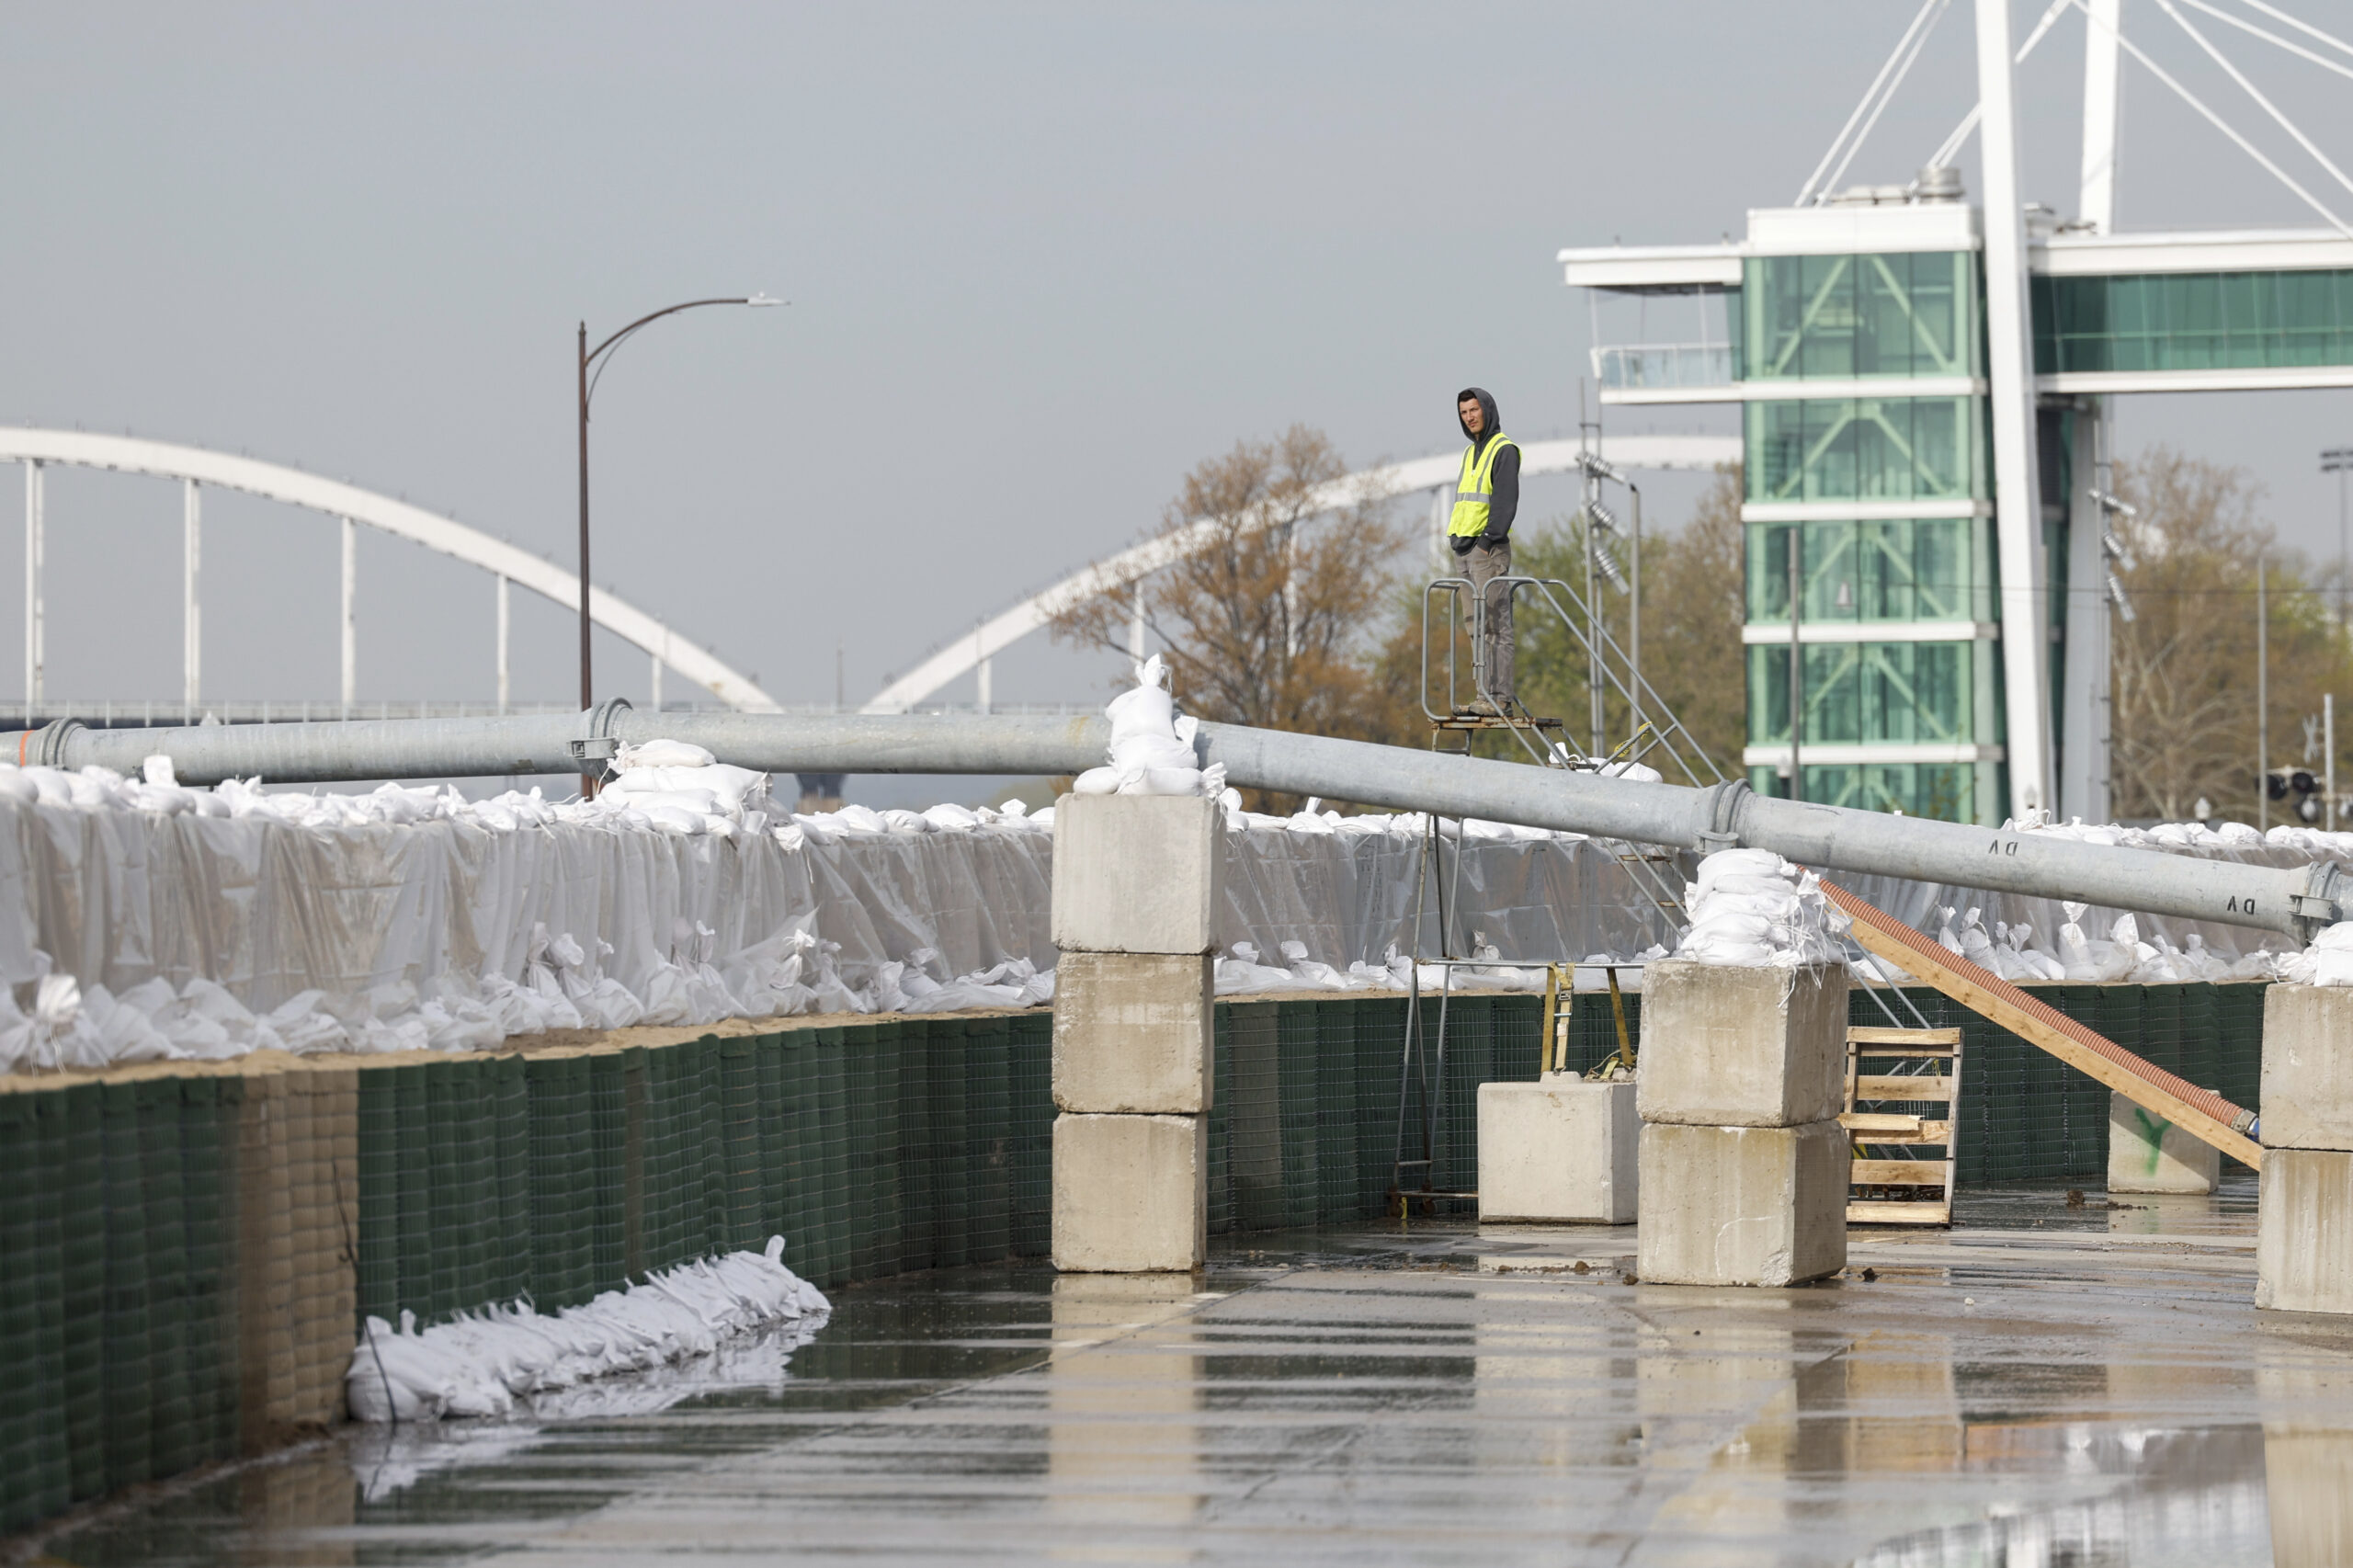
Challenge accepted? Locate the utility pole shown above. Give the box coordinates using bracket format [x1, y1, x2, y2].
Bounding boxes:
[1628, 482, 1643, 734]
[2329, 693, 2337, 832]
[2258, 555, 2269, 830]
[2326, 448, 2352, 624]
[1789, 526, 1803, 802]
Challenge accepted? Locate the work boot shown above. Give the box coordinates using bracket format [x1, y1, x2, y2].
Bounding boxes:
[1460, 698, 1503, 718]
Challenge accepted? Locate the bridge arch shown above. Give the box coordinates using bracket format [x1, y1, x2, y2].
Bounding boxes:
[0, 427, 780, 713]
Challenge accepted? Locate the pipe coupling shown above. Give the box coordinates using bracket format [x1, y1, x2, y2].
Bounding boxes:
[570, 699, 634, 768]
[16, 719, 82, 770]
[1691, 778, 1751, 854]
[2290, 859, 2347, 943]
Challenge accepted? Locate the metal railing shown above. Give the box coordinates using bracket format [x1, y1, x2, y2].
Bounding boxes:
[1590, 342, 1736, 391]
[1420, 574, 1727, 788]
[0, 698, 1094, 732]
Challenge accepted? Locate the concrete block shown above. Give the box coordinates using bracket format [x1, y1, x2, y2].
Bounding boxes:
[1051, 793, 1222, 955]
[1635, 1121, 1847, 1287]
[2263, 984, 2353, 1152]
[1053, 951, 1213, 1114]
[2258, 1148, 2353, 1314]
[1052, 1113, 1207, 1272]
[2108, 1089, 2220, 1194]
[1636, 960, 1848, 1129]
[1476, 1075, 1638, 1223]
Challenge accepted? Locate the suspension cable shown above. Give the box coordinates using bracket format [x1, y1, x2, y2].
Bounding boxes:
[2177, 0, 2353, 83]
[1796, 0, 1947, 206]
[2075, 0, 2353, 238]
[1817, 1, 1950, 199]
[2156, 0, 2353, 200]
[2239, 0, 2353, 61]
[1922, 0, 2074, 169]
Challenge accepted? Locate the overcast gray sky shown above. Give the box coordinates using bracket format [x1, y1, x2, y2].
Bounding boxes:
[2, 1, 2347, 748]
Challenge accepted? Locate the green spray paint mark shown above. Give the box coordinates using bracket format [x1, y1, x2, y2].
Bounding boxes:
[2128, 1105, 2174, 1177]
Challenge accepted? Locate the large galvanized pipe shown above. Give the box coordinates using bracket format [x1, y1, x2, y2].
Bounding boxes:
[19, 709, 2345, 939]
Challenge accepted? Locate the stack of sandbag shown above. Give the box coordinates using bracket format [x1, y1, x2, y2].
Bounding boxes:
[595, 739, 775, 836]
[1673, 848, 1844, 968]
[1073, 654, 1229, 799]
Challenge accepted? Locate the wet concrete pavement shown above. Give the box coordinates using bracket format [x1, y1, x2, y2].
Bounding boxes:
[32, 1178, 2353, 1566]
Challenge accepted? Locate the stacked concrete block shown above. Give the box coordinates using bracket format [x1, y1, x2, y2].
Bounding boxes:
[1635, 960, 1848, 1287]
[2108, 1089, 2220, 1195]
[2259, 984, 2353, 1313]
[1050, 794, 1222, 1272]
[1476, 1076, 1638, 1223]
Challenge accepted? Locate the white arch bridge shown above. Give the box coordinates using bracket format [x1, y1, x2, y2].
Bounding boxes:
[1, 426, 1736, 725]
[0, 427, 784, 718]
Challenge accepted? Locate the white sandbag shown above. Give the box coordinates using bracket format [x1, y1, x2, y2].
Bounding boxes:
[614, 739, 717, 771]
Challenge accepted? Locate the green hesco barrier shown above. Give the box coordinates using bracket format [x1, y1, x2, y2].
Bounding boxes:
[347, 1016, 1060, 1325]
[0, 1073, 244, 1536]
[0, 979, 2277, 1539]
[1197, 980, 2270, 1229]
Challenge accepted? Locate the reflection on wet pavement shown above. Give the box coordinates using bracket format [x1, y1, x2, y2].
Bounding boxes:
[35, 1178, 2353, 1566]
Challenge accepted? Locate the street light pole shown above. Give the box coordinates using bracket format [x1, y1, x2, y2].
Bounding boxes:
[2327, 446, 2353, 626]
[578, 321, 592, 722]
[575, 293, 784, 794]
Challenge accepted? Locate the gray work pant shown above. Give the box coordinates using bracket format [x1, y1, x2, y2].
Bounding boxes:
[1461, 539, 1515, 702]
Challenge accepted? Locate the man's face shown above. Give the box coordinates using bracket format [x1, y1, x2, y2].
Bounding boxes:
[1460, 398, 1483, 436]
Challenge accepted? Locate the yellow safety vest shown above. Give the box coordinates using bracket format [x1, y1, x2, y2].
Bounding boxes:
[1449, 433, 1518, 539]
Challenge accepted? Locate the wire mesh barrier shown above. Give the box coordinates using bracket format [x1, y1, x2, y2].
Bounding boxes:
[0, 980, 2277, 1538]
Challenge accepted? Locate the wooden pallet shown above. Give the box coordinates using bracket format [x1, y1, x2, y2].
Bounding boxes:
[1843, 1025, 1963, 1227]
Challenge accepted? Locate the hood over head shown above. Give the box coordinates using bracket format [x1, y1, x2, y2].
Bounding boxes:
[1457, 387, 1501, 446]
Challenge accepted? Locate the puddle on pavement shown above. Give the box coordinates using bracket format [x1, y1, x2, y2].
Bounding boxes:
[28, 1177, 2350, 1567]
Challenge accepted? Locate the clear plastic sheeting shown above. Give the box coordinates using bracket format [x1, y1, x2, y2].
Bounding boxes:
[0, 754, 2340, 1073]
[1215, 810, 1683, 987]
[1836, 825, 2325, 986]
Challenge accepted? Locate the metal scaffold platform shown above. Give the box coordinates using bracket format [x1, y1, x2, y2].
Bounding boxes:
[1390, 492, 1733, 1208]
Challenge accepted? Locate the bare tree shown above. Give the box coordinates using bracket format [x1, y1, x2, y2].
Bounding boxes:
[1051, 426, 1410, 809]
[2109, 447, 2348, 823]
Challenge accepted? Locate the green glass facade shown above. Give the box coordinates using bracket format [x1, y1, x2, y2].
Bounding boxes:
[1745, 252, 1981, 381]
[1745, 641, 1991, 749]
[1745, 517, 1993, 624]
[1731, 252, 2344, 824]
[1742, 761, 1979, 820]
[1745, 396, 1988, 503]
[2032, 268, 2353, 374]
[1741, 250, 2002, 824]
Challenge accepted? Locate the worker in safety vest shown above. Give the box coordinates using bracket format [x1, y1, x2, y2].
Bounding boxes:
[1449, 387, 1520, 714]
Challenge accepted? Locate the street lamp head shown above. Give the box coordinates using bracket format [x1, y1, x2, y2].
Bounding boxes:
[746, 293, 788, 308]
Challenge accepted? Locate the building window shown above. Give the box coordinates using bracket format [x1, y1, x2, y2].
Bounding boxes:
[1745, 252, 1981, 381]
[1747, 642, 1978, 746]
[1745, 762, 1976, 822]
[1745, 397, 1988, 502]
[1745, 517, 1992, 624]
[2033, 268, 2353, 374]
